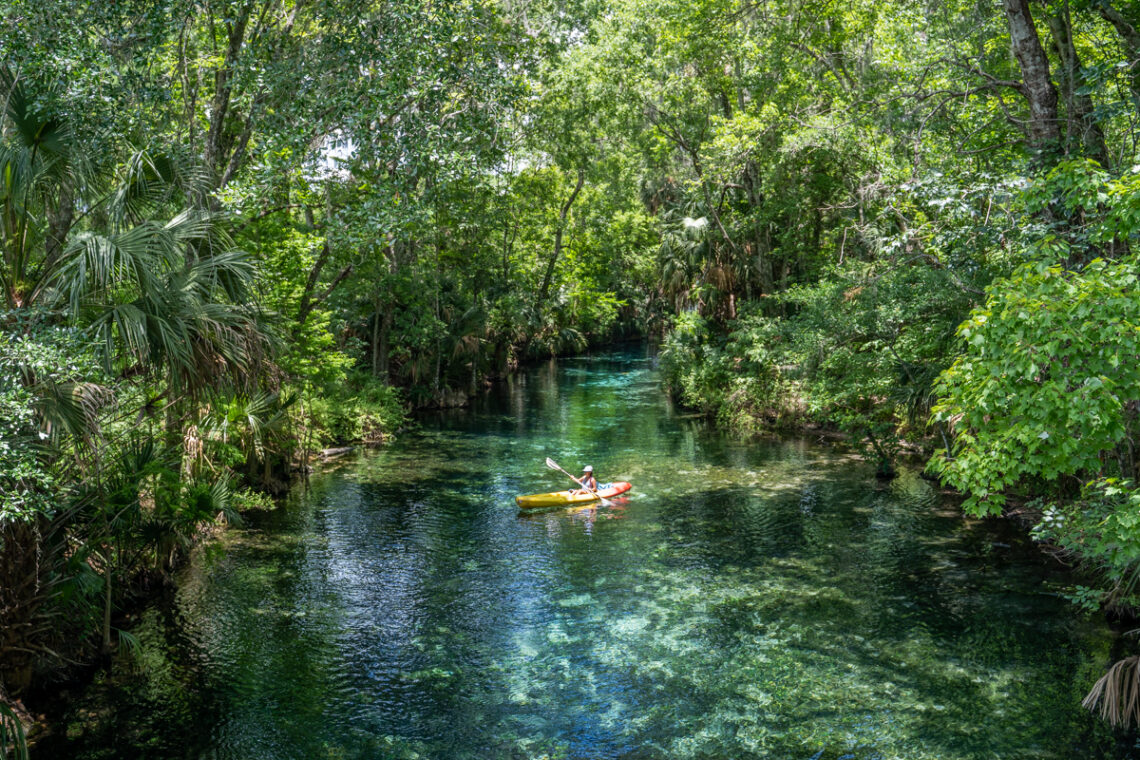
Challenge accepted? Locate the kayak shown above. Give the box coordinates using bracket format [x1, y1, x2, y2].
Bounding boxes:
[516, 482, 632, 509]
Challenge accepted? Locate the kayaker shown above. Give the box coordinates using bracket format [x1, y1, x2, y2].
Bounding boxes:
[571, 465, 598, 495]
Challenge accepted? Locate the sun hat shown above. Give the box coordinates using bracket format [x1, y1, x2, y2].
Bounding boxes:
[583, 465, 593, 472]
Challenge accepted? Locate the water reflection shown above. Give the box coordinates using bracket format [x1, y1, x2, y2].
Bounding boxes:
[43, 349, 1124, 759]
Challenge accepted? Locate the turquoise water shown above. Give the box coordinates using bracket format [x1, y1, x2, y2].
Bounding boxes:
[44, 350, 1127, 758]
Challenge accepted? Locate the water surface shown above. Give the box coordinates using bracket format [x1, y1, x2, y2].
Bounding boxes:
[47, 350, 1125, 759]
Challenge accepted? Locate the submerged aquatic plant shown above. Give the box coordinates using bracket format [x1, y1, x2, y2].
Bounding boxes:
[37, 355, 1123, 759]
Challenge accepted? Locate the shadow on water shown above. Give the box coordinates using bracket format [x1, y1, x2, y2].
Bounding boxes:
[37, 348, 1132, 760]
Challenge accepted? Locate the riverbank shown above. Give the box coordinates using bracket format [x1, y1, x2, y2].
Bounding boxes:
[7, 344, 630, 748]
[0, 376, 410, 751]
[26, 351, 1129, 759]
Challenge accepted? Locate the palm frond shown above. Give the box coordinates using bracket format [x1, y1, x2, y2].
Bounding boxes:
[1084, 655, 1140, 728]
[0, 68, 69, 159]
[115, 627, 141, 657]
[110, 149, 209, 228]
[34, 380, 114, 446]
[0, 699, 28, 760]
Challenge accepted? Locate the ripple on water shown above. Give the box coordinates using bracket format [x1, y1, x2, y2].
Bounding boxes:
[41, 350, 1122, 760]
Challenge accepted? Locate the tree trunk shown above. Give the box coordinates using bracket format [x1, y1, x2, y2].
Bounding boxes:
[44, 183, 74, 270]
[434, 240, 442, 394]
[218, 112, 256, 189]
[743, 163, 774, 296]
[375, 306, 392, 383]
[0, 520, 54, 690]
[295, 242, 352, 335]
[1003, 0, 1062, 148]
[538, 168, 586, 303]
[370, 299, 391, 384]
[501, 220, 517, 282]
[495, 340, 508, 379]
[204, 2, 253, 179]
[1046, 3, 1110, 165]
[691, 150, 739, 263]
[372, 234, 399, 384]
[370, 307, 380, 377]
[163, 396, 182, 454]
[177, 19, 198, 152]
[760, 224, 775, 296]
[101, 547, 113, 654]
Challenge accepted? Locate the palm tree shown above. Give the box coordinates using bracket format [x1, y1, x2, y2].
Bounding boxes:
[0, 67, 271, 673]
[0, 65, 269, 415]
[0, 66, 90, 310]
[658, 213, 710, 311]
[445, 303, 486, 394]
[203, 390, 296, 484]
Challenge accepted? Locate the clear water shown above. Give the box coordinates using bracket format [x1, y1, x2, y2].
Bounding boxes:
[44, 350, 1127, 759]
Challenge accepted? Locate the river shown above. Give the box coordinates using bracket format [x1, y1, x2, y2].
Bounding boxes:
[41, 349, 1125, 759]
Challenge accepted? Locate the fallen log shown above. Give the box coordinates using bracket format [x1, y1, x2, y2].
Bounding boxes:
[319, 446, 355, 460]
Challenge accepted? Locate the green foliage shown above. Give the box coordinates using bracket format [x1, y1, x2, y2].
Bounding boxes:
[660, 311, 730, 414]
[660, 250, 977, 454]
[715, 309, 789, 430]
[0, 700, 27, 760]
[232, 487, 276, 513]
[1, 0, 1139, 724]
[1033, 479, 1140, 610]
[932, 257, 1140, 516]
[243, 226, 354, 389]
[0, 316, 104, 522]
[661, 307, 796, 428]
[1021, 161, 1140, 261]
[302, 375, 406, 448]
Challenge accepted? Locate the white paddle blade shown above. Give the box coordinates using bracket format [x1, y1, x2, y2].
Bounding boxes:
[545, 457, 560, 470]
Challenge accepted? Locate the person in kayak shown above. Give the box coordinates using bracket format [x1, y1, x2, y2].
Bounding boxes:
[571, 465, 598, 495]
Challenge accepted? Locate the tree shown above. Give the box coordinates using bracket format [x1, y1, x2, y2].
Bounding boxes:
[932, 257, 1140, 514]
[1003, 0, 1063, 149]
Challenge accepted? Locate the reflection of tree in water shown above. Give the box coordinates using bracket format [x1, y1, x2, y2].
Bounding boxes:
[43, 351, 1121, 759]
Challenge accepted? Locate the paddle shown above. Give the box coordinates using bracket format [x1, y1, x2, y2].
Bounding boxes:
[545, 457, 614, 506]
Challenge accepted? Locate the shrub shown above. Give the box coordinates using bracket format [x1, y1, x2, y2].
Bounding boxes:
[300, 375, 407, 448]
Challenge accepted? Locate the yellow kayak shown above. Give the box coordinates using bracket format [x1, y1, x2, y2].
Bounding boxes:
[516, 482, 632, 509]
